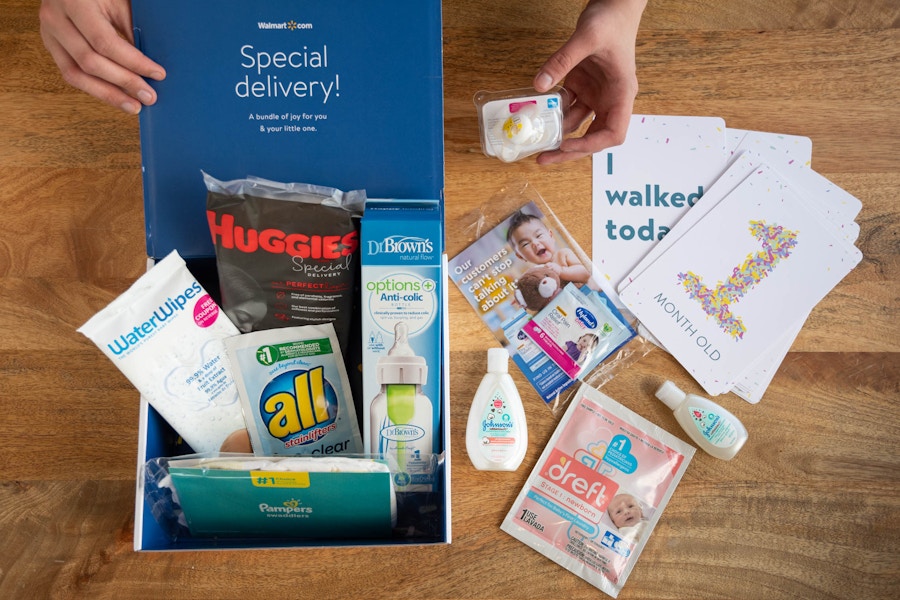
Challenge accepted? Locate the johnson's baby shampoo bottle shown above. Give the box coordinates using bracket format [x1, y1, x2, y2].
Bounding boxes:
[655, 380, 748, 460]
[369, 322, 433, 491]
[466, 347, 528, 471]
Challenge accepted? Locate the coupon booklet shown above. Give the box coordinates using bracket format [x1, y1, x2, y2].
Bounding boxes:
[448, 189, 637, 413]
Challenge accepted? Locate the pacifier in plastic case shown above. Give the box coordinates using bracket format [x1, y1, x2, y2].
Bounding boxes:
[474, 87, 568, 162]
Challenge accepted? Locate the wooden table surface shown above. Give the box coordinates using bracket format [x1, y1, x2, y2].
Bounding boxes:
[2, 0, 898, 598]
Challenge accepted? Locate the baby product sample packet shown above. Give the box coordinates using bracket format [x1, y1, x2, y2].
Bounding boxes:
[448, 197, 636, 410]
[501, 383, 694, 598]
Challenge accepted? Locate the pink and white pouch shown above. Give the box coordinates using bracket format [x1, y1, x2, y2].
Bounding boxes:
[501, 383, 695, 597]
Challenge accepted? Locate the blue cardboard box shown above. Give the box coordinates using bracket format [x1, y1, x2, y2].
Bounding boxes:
[130, 0, 449, 550]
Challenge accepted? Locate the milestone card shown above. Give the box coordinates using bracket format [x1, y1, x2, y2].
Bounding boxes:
[620, 142, 860, 293]
[616, 153, 777, 395]
[617, 145, 862, 401]
[726, 128, 813, 163]
[730, 321, 803, 402]
[730, 132, 860, 235]
[592, 115, 730, 305]
[619, 164, 862, 396]
[621, 129, 820, 293]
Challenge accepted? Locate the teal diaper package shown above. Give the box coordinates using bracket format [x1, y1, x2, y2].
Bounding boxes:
[224, 324, 364, 456]
[166, 456, 396, 538]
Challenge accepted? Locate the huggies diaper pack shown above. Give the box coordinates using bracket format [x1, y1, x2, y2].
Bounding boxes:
[204, 172, 364, 354]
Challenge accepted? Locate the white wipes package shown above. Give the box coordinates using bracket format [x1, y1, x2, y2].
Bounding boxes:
[78, 250, 245, 453]
[224, 324, 364, 456]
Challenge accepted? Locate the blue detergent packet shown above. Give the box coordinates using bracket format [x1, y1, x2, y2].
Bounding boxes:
[224, 324, 364, 456]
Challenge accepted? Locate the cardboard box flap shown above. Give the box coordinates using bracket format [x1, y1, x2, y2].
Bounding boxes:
[133, 0, 444, 260]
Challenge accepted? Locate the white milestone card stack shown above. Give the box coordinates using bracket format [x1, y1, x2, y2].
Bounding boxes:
[592, 116, 862, 402]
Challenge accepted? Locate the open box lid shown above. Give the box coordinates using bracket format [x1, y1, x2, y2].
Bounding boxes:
[132, 0, 444, 260]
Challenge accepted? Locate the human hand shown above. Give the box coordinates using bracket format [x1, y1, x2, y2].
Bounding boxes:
[39, 0, 166, 114]
[533, 0, 647, 164]
[545, 261, 562, 274]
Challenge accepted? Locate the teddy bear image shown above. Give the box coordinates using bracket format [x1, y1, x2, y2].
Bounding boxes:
[514, 264, 561, 312]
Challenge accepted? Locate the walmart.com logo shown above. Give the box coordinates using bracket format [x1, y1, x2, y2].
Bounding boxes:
[258, 19, 313, 30]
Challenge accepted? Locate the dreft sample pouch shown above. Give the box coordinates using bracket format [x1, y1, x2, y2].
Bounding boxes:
[501, 383, 694, 598]
[225, 324, 363, 457]
[204, 173, 365, 354]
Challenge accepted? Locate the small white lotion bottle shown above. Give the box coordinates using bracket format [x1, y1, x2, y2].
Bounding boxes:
[655, 381, 748, 460]
[466, 348, 528, 471]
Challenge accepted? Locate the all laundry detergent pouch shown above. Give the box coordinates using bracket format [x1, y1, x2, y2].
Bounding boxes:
[77, 250, 245, 454]
[204, 172, 365, 354]
[224, 323, 363, 456]
[501, 383, 695, 598]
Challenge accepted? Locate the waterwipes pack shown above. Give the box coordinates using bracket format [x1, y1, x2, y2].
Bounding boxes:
[78, 250, 245, 454]
[224, 324, 363, 456]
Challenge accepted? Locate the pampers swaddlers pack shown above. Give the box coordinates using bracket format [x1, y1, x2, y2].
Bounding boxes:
[361, 200, 443, 491]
